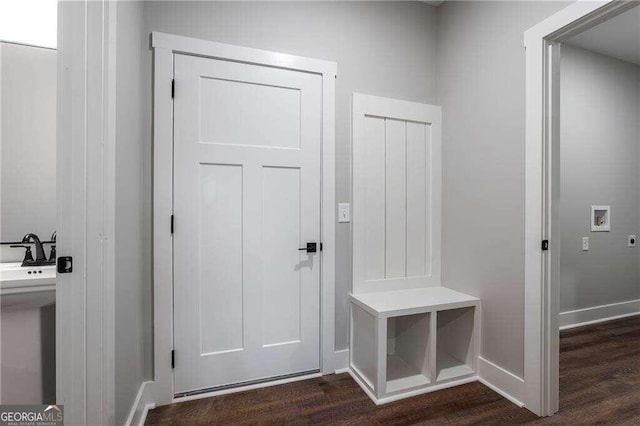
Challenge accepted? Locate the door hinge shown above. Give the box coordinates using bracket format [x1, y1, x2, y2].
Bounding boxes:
[320, 242, 323, 251]
[171, 215, 174, 234]
[542, 240, 549, 251]
[171, 350, 175, 369]
[171, 79, 175, 99]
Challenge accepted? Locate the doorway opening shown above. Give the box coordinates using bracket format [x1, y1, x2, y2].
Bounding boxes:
[557, 3, 640, 416]
[525, 0, 640, 417]
[0, 0, 58, 406]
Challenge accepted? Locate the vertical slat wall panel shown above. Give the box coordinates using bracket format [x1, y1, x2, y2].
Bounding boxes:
[424, 126, 433, 276]
[363, 117, 386, 281]
[352, 94, 441, 293]
[406, 122, 428, 277]
[384, 119, 407, 278]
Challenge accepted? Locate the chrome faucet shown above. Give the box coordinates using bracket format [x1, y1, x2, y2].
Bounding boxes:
[21, 233, 47, 265]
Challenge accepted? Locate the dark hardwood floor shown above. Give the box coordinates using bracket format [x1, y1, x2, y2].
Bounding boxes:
[146, 316, 640, 424]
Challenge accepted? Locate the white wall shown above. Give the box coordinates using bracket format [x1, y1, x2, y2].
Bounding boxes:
[436, 1, 570, 378]
[0, 43, 56, 248]
[114, 2, 146, 424]
[559, 45, 640, 313]
[142, 0, 439, 354]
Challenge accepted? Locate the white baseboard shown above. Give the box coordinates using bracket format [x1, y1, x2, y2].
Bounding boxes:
[559, 299, 640, 330]
[126, 381, 156, 426]
[348, 367, 477, 405]
[477, 357, 524, 407]
[332, 349, 349, 373]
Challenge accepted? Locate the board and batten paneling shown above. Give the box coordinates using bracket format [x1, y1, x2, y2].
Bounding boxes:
[352, 94, 441, 294]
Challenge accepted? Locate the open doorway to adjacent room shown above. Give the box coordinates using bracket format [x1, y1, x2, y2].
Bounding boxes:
[0, 0, 58, 406]
[556, 3, 640, 415]
[525, 1, 640, 417]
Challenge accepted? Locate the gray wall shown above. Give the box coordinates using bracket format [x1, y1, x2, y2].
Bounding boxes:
[142, 1, 439, 352]
[559, 45, 640, 312]
[0, 43, 56, 247]
[436, 1, 569, 378]
[137, 0, 587, 384]
[114, 1, 147, 424]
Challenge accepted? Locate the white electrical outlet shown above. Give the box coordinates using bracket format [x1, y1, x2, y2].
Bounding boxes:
[338, 203, 350, 223]
[629, 235, 636, 248]
[582, 237, 589, 251]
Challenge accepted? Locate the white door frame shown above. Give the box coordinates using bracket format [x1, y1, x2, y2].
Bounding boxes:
[150, 32, 337, 405]
[57, 0, 117, 424]
[523, 0, 637, 416]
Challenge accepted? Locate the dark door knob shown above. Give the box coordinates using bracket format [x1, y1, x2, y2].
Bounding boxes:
[298, 242, 317, 253]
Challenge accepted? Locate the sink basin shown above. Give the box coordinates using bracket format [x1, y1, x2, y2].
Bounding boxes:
[0, 262, 56, 309]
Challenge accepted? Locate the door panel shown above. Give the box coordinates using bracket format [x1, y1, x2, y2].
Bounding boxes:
[262, 166, 301, 347]
[199, 164, 244, 355]
[199, 77, 301, 148]
[174, 53, 321, 394]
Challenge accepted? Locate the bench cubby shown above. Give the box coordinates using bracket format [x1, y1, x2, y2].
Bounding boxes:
[436, 307, 476, 381]
[349, 287, 479, 404]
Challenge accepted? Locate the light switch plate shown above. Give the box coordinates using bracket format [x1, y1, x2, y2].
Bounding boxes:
[582, 237, 589, 251]
[338, 203, 350, 223]
[629, 235, 636, 247]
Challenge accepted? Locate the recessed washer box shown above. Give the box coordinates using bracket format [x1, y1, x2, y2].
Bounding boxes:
[591, 205, 610, 232]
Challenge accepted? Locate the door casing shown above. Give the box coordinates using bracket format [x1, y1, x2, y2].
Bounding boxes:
[57, 1, 117, 424]
[149, 32, 337, 405]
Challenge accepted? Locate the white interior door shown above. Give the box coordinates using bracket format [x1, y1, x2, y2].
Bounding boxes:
[173, 53, 322, 394]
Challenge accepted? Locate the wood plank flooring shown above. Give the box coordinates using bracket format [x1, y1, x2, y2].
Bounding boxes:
[146, 316, 640, 424]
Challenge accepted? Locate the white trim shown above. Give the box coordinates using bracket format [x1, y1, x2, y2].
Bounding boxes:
[137, 404, 155, 426]
[150, 43, 174, 406]
[320, 57, 337, 377]
[332, 349, 349, 373]
[151, 32, 337, 77]
[477, 357, 525, 408]
[150, 32, 336, 405]
[173, 373, 322, 405]
[125, 381, 156, 426]
[479, 378, 524, 409]
[348, 369, 478, 406]
[523, 0, 638, 417]
[560, 312, 640, 331]
[57, 1, 117, 424]
[559, 300, 640, 330]
[103, 1, 118, 422]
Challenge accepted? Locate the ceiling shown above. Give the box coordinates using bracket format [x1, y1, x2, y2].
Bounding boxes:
[566, 6, 640, 65]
